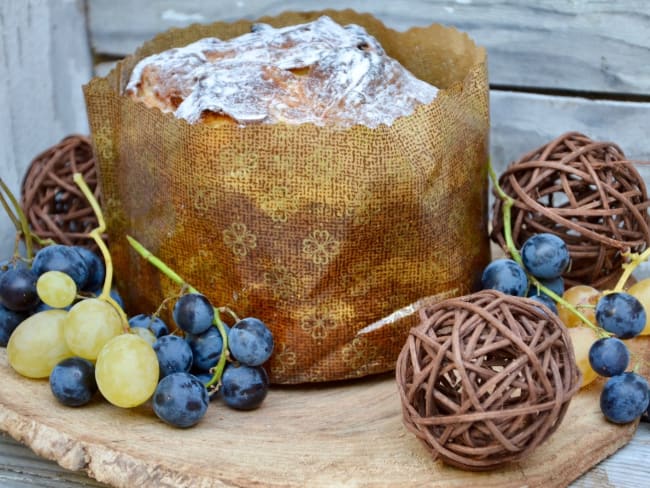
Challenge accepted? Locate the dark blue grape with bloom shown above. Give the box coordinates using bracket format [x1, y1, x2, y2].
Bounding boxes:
[521, 233, 570, 279]
[481, 258, 528, 296]
[153, 372, 209, 428]
[600, 372, 650, 424]
[49, 357, 97, 407]
[173, 293, 214, 335]
[595, 292, 646, 339]
[588, 337, 630, 377]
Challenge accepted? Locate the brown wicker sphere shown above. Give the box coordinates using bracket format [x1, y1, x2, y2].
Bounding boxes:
[396, 289, 580, 471]
[21, 135, 104, 251]
[491, 132, 650, 289]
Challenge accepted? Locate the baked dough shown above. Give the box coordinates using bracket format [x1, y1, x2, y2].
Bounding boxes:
[125, 16, 438, 128]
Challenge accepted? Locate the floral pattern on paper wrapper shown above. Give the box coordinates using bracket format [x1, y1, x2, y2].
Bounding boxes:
[224, 149, 259, 180]
[270, 343, 297, 378]
[260, 186, 299, 223]
[302, 229, 340, 266]
[264, 264, 300, 301]
[300, 307, 338, 340]
[223, 222, 257, 258]
[342, 337, 378, 377]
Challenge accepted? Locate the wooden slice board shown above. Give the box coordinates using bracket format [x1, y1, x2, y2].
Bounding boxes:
[0, 338, 648, 488]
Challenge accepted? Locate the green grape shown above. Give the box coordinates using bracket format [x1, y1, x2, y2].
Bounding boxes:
[567, 326, 599, 388]
[63, 298, 123, 360]
[627, 278, 650, 336]
[7, 310, 73, 378]
[95, 334, 159, 408]
[557, 285, 601, 328]
[36, 270, 77, 308]
[130, 326, 157, 345]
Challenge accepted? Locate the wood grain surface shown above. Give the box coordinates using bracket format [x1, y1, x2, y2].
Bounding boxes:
[87, 0, 650, 95]
[0, 338, 648, 488]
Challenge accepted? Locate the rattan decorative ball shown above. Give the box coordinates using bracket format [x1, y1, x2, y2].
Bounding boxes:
[491, 132, 650, 288]
[21, 135, 104, 251]
[396, 289, 580, 471]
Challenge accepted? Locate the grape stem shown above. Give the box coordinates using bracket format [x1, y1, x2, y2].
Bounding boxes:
[126, 235, 231, 388]
[612, 248, 650, 292]
[73, 173, 129, 332]
[0, 177, 34, 261]
[488, 163, 607, 336]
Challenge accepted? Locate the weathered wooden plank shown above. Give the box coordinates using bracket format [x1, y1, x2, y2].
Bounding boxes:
[572, 426, 650, 488]
[0, 0, 93, 259]
[87, 0, 650, 95]
[1, 418, 649, 487]
[0, 434, 107, 487]
[490, 90, 650, 175]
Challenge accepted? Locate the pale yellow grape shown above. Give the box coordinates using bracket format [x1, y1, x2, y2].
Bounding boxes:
[95, 334, 159, 408]
[130, 326, 157, 345]
[627, 278, 650, 335]
[567, 326, 600, 388]
[557, 285, 601, 328]
[7, 310, 72, 378]
[64, 298, 123, 360]
[36, 271, 77, 308]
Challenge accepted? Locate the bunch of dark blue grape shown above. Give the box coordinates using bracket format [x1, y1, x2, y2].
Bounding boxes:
[482, 231, 650, 424]
[589, 292, 650, 424]
[0, 244, 120, 347]
[149, 292, 274, 428]
[481, 232, 570, 314]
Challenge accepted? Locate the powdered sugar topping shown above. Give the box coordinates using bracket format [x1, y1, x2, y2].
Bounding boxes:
[126, 16, 438, 127]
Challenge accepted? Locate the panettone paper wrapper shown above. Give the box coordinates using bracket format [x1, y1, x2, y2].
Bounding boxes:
[83, 9, 490, 384]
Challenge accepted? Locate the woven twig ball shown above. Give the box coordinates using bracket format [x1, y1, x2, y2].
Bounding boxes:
[21, 135, 104, 251]
[396, 289, 580, 471]
[491, 132, 650, 288]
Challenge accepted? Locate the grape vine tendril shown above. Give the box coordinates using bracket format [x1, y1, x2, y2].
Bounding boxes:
[0, 177, 34, 261]
[488, 162, 609, 337]
[126, 235, 231, 389]
[73, 173, 129, 332]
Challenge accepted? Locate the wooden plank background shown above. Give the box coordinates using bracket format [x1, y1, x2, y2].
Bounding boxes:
[1, 0, 650, 486]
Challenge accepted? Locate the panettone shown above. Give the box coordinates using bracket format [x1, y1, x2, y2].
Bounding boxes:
[125, 16, 438, 128]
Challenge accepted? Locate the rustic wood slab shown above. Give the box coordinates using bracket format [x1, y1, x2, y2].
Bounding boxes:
[0, 338, 648, 488]
[87, 0, 650, 95]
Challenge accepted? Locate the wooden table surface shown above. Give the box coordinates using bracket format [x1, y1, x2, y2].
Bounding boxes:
[1, 1, 649, 485]
[0, 422, 649, 487]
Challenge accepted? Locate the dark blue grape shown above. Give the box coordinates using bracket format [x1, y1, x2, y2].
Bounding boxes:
[595, 292, 646, 339]
[527, 276, 564, 299]
[49, 357, 97, 407]
[72, 246, 105, 292]
[129, 314, 169, 338]
[0, 258, 26, 275]
[600, 372, 650, 424]
[0, 267, 40, 311]
[481, 258, 528, 296]
[228, 317, 274, 366]
[528, 293, 558, 315]
[173, 294, 214, 334]
[521, 233, 570, 279]
[0, 305, 28, 346]
[32, 245, 89, 289]
[220, 364, 269, 410]
[152, 372, 209, 428]
[589, 337, 630, 377]
[153, 335, 193, 378]
[185, 326, 223, 372]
